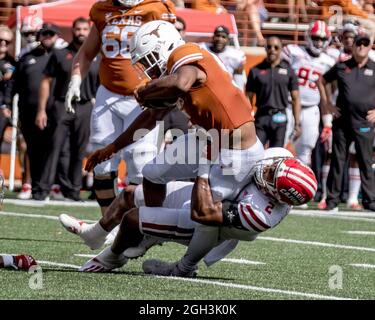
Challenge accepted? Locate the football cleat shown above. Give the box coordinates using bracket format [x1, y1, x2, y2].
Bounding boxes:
[59, 213, 86, 235]
[13, 254, 38, 270]
[123, 235, 164, 259]
[142, 259, 197, 278]
[79, 247, 128, 272]
[17, 183, 32, 200]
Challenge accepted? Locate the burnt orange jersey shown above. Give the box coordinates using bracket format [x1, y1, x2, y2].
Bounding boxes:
[167, 43, 254, 131]
[90, 0, 176, 95]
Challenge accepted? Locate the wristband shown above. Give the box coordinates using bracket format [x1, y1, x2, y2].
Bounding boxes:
[322, 114, 333, 128]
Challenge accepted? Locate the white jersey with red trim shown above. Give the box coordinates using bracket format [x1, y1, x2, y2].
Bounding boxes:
[283, 44, 335, 107]
[236, 184, 290, 234]
[199, 43, 246, 77]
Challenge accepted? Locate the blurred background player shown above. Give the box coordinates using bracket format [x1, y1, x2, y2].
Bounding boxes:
[247, 36, 301, 148]
[0, 25, 15, 180]
[283, 20, 335, 168]
[19, 15, 43, 58]
[200, 25, 247, 91]
[64, 0, 177, 216]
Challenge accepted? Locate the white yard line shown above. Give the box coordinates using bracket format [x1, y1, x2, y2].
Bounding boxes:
[0, 211, 96, 223]
[38, 260, 81, 269]
[156, 276, 353, 300]
[221, 258, 266, 265]
[257, 236, 375, 253]
[349, 264, 375, 269]
[344, 231, 375, 236]
[4, 199, 98, 207]
[74, 254, 266, 266]
[74, 254, 96, 258]
[33, 258, 354, 300]
[74, 253, 266, 265]
[290, 210, 375, 223]
[291, 209, 375, 218]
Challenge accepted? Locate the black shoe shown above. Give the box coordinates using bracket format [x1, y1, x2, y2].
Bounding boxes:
[33, 192, 48, 201]
[362, 203, 375, 211]
[325, 202, 338, 211]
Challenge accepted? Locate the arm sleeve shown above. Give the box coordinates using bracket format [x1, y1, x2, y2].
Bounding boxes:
[288, 67, 299, 91]
[246, 68, 257, 93]
[43, 51, 58, 77]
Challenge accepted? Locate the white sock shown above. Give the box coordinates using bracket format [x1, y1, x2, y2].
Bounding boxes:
[80, 222, 109, 250]
[348, 167, 361, 204]
[321, 165, 330, 200]
[1, 254, 14, 268]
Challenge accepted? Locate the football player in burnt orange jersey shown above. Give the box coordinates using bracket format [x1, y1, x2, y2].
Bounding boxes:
[85, 21, 265, 226]
[64, 0, 176, 217]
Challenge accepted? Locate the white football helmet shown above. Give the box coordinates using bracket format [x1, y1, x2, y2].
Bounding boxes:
[306, 20, 331, 55]
[254, 157, 317, 206]
[117, 0, 144, 7]
[130, 20, 185, 79]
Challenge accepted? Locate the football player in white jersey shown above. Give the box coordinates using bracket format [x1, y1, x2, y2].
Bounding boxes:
[200, 25, 247, 91]
[283, 20, 335, 166]
[61, 148, 317, 274]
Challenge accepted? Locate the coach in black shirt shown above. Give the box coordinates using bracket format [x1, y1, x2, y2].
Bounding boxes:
[12, 25, 62, 197]
[246, 36, 301, 147]
[35, 18, 100, 201]
[319, 30, 375, 211]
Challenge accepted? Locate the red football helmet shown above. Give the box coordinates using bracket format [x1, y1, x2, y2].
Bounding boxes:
[254, 158, 317, 206]
[306, 20, 331, 55]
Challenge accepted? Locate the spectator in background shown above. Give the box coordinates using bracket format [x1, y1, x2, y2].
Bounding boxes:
[19, 15, 44, 58]
[0, 25, 15, 176]
[11, 22, 62, 200]
[192, 0, 227, 13]
[288, 0, 308, 23]
[35, 18, 100, 201]
[171, 0, 185, 8]
[175, 16, 186, 39]
[236, 0, 267, 46]
[318, 28, 375, 211]
[247, 36, 301, 147]
[200, 25, 247, 91]
[282, 21, 335, 167]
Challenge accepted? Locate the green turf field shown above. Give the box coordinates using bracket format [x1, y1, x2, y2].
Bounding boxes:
[0, 200, 374, 300]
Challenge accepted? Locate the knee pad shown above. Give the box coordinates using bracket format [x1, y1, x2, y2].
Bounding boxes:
[93, 171, 118, 207]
